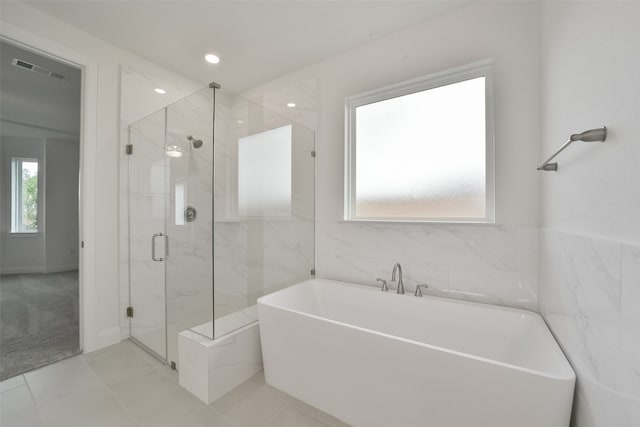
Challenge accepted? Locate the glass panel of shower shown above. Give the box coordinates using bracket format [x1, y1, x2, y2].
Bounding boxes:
[128, 84, 314, 366]
[128, 87, 214, 366]
[202, 95, 315, 340]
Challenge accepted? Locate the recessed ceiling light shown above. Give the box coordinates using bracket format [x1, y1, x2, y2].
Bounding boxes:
[286, 102, 296, 108]
[154, 88, 166, 94]
[237, 120, 244, 124]
[204, 53, 220, 64]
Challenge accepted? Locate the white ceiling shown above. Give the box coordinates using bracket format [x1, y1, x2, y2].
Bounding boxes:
[24, 1, 467, 94]
[0, 40, 81, 134]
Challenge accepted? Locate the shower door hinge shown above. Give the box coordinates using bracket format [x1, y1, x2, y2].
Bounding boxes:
[126, 306, 134, 318]
[310, 268, 316, 276]
[81, 241, 84, 248]
[310, 150, 316, 158]
[126, 144, 133, 155]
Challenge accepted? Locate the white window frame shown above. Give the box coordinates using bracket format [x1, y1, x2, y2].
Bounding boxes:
[11, 157, 40, 233]
[344, 59, 495, 223]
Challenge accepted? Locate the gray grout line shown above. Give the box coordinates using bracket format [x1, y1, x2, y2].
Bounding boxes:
[78, 353, 142, 426]
[22, 374, 46, 427]
[81, 342, 233, 426]
[15, 342, 345, 427]
[206, 403, 238, 427]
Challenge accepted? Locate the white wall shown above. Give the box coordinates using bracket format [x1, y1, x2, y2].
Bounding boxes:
[44, 138, 80, 272]
[245, 1, 542, 309]
[539, 2, 640, 426]
[0, 1, 204, 351]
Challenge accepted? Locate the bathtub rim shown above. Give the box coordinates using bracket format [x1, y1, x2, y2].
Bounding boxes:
[257, 279, 576, 382]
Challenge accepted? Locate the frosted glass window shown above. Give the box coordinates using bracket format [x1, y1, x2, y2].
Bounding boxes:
[238, 125, 292, 217]
[345, 61, 494, 222]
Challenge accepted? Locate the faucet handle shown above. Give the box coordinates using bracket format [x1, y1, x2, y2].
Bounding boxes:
[376, 278, 388, 292]
[415, 283, 429, 297]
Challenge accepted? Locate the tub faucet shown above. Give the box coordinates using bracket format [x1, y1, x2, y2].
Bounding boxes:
[391, 263, 404, 294]
[415, 283, 429, 297]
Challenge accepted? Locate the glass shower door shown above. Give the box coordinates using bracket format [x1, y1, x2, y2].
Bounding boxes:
[128, 87, 214, 367]
[128, 109, 168, 360]
[164, 87, 214, 366]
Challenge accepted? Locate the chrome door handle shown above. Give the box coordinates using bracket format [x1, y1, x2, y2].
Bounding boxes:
[151, 233, 169, 261]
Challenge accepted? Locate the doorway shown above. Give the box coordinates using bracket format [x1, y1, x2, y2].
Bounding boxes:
[0, 40, 82, 380]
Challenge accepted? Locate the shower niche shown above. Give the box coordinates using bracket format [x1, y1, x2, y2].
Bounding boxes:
[125, 82, 315, 383]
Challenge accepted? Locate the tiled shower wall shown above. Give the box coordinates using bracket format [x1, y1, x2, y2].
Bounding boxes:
[213, 97, 315, 321]
[540, 2, 640, 425]
[539, 230, 640, 425]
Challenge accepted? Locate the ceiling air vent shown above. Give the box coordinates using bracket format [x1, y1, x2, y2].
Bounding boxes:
[11, 58, 66, 80]
[13, 58, 34, 70]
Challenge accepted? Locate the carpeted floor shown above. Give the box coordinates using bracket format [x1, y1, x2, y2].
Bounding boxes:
[0, 270, 80, 381]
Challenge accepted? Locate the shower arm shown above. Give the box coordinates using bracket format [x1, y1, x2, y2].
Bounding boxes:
[537, 127, 607, 172]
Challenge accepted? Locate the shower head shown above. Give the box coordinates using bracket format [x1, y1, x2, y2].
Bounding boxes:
[569, 127, 607, 142]
[187, 135, 203, 148]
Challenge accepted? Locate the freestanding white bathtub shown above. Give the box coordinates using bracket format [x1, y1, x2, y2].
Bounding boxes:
[258, 279, 575, 427]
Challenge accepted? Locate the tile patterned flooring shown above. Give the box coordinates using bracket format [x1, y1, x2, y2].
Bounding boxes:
[0, 340, 350, 427]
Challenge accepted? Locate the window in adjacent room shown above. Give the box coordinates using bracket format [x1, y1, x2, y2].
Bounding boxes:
[11, 158, 39, 233]
[345, 60, 494, 222]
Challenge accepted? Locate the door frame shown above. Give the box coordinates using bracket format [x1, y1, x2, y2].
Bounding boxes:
[1, 22, 100, 352]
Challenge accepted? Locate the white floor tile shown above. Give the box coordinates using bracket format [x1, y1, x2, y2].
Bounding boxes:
[116, 370, 209, 426]
[0, 375, 25, 393]
[25, 356, 107, 406]
[4, 340, 346, 427]
[37, 393, 136, 427]
[139, 406, 234, 427]
[0, 385, 43, 427]
[263, 404, 334, 427]
[211, 380, 288, 427]
[82, 341, 157, 392]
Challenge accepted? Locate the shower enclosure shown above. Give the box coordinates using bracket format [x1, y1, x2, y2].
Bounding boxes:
[127, 84, 315, 368]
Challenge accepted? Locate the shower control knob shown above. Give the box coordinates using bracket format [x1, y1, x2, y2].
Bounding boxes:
[184, 206, 197, 223]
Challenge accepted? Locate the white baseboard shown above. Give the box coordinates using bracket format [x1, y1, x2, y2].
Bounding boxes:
[94, 327, 121, 352]
[0, 266, 44, 275]
[0, 265, 79, 275]
[44, 264, 79, 273]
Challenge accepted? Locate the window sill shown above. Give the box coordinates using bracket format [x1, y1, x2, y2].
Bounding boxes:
[8, 232, 41, 238]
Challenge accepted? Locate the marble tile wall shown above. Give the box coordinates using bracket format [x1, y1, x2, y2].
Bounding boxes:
[539, 229, 640, 426]
[316, 223, 539, 311]
[212, 96, 315, 330]
[165, 87, 215, 363]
